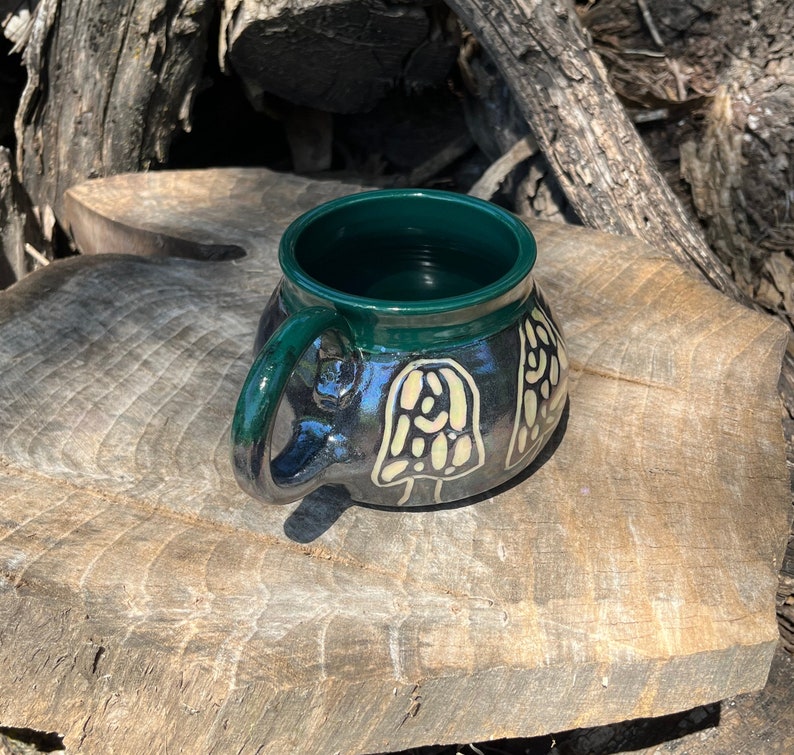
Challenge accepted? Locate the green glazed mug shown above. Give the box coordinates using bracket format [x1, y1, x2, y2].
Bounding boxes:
[231, 189, 568, 507]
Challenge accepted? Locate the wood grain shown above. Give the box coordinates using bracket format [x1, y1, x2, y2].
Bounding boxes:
[220, 0, 443, 114]
[0, 169, 788, 754]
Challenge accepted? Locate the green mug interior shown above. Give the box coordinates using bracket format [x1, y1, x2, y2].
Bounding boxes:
[280, 190, 536, 310]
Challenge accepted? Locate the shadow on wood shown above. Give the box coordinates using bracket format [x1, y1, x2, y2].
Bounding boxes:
[0, 169, 788, 754]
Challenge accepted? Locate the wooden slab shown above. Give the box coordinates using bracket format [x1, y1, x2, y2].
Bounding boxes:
[0, 169, 788, 754]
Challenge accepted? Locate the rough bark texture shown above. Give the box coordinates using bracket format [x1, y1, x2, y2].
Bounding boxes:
[11, 0, 764, 311]
[577, 0, 794, 314]
[14, 0, 214, 225]
[460, 48, 576, 223]
[0, 147, 29, 284]
[221, 0, 458, 113]
[444, 0, 742, 302]
[0, 168, 786, 753]
[679, 1, 794, 307]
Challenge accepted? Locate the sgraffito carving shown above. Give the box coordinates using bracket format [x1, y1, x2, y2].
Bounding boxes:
[506, 306, 568, 470]
[372, 359, 484, 504]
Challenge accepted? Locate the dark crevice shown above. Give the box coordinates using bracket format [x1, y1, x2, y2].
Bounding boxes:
[0, 726, 65, 752]
[164, 8, 292, 171]
[0, 35, 26, 151]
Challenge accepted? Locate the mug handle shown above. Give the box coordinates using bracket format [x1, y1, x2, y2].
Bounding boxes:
[231, 306, 351, 504]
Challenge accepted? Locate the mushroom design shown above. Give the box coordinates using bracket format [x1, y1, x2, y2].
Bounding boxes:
[372, 358, 484, 505]
[506, 303, 568, 469]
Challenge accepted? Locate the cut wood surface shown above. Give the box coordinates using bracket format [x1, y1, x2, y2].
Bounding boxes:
[220, 0, 455, 114]
[0, 168, 788, 754]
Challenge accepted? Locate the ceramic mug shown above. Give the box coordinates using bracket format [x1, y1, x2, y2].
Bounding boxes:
[231, 189, 568, 507]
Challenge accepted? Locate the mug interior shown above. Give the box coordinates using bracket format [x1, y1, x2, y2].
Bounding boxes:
[284, 191, 533, 304]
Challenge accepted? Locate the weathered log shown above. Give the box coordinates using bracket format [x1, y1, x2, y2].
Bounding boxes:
[0, 168, 786, 753]
[0, 147, 28, 285]
[14, 0, 214, 224]
[0, 145, 50, 287]
[577, 0, 794, 313]
[220, 0, 458, 114]
[446, 0, 741, 302]
[12, 0, 755, 310]
[679, 1, 794, 303]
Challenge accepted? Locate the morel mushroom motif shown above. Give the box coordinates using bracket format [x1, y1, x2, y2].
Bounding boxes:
[506, 304, 568, 470]
[372, 359, 485, 505]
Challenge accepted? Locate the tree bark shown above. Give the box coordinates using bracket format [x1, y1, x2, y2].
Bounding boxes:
[0, 148, 29, 285]
[14, 0, 214, 225]
[446, 0, 744, 302]
[679, 1, 794, 299]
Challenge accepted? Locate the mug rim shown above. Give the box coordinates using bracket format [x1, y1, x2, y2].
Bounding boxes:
[278, 189, 537, 317]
